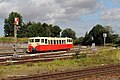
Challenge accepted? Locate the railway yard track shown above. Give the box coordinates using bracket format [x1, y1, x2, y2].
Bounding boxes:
[9, 63, 120, 80]
[0, 46, 113, 65]
[0, 45, 120, 80]
[0, 48, 79, 65]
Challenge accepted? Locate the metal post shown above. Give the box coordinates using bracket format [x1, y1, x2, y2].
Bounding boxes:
[14, 24, 17, 55]
[13, 24, 18, 58]
[60, 31, 62, 37]
[104, 37, 106, 46]
[13, 17, 19, 58]
[103, 33, 107, 46]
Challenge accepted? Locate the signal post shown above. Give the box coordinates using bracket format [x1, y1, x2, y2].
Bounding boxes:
[13, 18, 19, 57]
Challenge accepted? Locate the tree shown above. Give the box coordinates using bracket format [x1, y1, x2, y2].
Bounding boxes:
[42, 23, 51, 37]
[104, 26, 118, 43]
[82, 32, 92, 45]
[4, 12, 23, 37]
[25, 22, 62, 37]
[74, 37, 84, 45]
[26, 22, 43, 37]
[61, 28, 76, 39]
[82, 24, 119, 45]
[89, 24, 105, 45]
[17, 22, 28, 37]
[51, 25, 61, 37]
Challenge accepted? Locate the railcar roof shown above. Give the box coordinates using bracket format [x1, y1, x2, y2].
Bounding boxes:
[29, 37, 72, 39]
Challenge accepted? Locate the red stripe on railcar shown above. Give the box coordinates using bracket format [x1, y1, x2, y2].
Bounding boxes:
[28, 45, 34, 52]
[29, 44, 72, 52]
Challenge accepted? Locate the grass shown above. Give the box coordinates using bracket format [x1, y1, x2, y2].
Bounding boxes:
[0, 48, 120, 79]
[0, 37, 28, 43]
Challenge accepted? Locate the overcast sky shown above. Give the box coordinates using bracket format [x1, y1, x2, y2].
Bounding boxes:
[0, 0, 120, 37]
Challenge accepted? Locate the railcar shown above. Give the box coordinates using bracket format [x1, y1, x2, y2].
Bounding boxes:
[28, 37, 73, 53]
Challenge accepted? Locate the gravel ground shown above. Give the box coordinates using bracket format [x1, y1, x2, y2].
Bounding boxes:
[0, 42, 28, 53]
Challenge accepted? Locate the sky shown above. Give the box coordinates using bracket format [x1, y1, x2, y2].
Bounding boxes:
[0, 0, 120, 37]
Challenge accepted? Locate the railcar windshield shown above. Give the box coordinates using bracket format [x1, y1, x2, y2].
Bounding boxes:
[29, 39, 34, 42]
[35, 39, 40, 42]
[67, 39, 72, 42]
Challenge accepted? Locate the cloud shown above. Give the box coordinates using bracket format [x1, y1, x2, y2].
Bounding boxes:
[0, 0, 98, 24]
[0, 0, 61, 23]
[101, 8, 120, 20]
[96, 0, 105, 10]
[55, 0, 97, 20]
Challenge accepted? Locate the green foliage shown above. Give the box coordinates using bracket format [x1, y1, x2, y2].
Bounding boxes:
[51, 25, 61, 37]
[4, 12, 62, 38]
[82, 24, 119, 45]
[17, 23, 28, 38]
[74, 37, 84, 45]
[26, 22, 41, 37]
[82, 32, 92, 45]
[25, 22, 61, 37]
[61, 28, 76, 39]
[89, 24, 106, 45]
[115, 37, 120, 46]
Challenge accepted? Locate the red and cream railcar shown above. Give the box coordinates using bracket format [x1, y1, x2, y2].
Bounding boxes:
[28, 37, 73, 52]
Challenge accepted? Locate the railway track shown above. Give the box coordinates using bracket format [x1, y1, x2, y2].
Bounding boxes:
[10, 63, 120, 80]
[0, 50, 78, 65]
[0, 46, 93, 65]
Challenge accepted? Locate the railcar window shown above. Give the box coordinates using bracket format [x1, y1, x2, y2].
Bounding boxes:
[29, 39, 34, 42]
[57, 40, 59, 44]
[51, 40, 53, 44]
[35, 39, 40, 42]
[62, 40, 64, 44]
[59, 40, 61, 44]
[45, 39, 47, 44]
[64, 40, 66, 44]
[67, 39, 72, 42]
[48, 40, 50, 44]
[41, 39, 44, 43]
[54, 40, 56, 44]
[67, 39, 69, 42]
